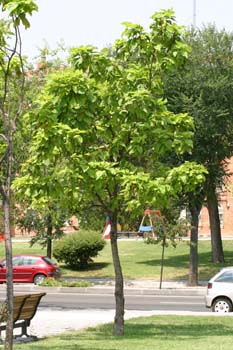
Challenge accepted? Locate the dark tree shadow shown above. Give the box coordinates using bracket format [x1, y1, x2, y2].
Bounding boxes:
[60, 262, 111, 272]
[137, 250, 233, 281]
[49, 316, 233, 350]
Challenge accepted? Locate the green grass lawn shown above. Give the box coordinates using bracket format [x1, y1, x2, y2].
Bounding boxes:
[1, 239, 233, 281]
[2, 240, 233, 349]
[14, 315, 233, 350]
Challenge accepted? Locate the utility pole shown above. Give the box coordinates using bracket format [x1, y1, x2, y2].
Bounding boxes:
[193, 0, 197, 27]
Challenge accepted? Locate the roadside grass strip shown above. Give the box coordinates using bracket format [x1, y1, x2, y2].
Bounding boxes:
[14, 315, 233, 350]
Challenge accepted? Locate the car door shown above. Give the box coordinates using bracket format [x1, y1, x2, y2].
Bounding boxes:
[12, 256, 25, 282]
[0, 256, 23, 282]
[0, 260, 7, 282]
[214, 269, 233, 300]
[17, 256, 40, 282]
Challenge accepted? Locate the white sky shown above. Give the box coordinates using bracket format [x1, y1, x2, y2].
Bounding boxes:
[21, 0, 233, 59]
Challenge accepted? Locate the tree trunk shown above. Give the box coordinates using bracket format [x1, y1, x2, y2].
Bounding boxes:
[110, 213, 124, 336]
[207, 186, 224, 263]
[159, 237, 166, 289]
[46, 215, 53, 259]
[3, 197, 14, 350]
[47, 236, 52, 259]
[1, 134, 14, 350]
[188, 203, 201, 286]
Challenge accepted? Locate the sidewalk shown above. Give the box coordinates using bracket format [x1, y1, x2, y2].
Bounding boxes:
[4, 278, 207, 296]
[6, 307, 218, 343]
[78, 278, 207, 296]
[28, 307, 218, 339]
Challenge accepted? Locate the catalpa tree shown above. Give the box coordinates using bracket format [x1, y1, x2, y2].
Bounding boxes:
[14, 10, 207, 336]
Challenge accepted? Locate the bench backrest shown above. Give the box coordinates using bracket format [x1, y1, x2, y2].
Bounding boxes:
[17, 293, 46, 321]
[1, 295, 30, 323]
[13, 295, 30, 322]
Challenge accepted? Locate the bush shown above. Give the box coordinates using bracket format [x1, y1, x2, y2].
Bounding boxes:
[61, 280, 92, 287]
[40, 277, 61, 287]
[41, 278, 92, 287]
[53, 231, 106, 269]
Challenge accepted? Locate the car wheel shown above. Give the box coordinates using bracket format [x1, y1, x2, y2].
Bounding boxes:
[34, 274, 46, 285]
[212, 298, 232, 313]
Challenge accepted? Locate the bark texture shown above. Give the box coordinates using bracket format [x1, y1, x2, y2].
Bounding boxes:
[3, 198, 14, 350]
[110, 214, 124, 336]
[46, 215, 53, 259]
[207, 186, 224, 263]
[188, 203, 201, 286]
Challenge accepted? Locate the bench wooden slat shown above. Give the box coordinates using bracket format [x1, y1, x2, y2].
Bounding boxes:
[0, 292, 46, 338]
[13, 295, 29, 322]
[0, 295, 28, 323]
[17, 293, 46, 320]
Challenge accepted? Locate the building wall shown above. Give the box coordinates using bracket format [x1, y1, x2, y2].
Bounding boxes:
[12, 216, 79, 237]
[198, 158, 233, 236]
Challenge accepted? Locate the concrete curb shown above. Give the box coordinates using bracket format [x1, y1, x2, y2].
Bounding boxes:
[1, 283, 206, 296]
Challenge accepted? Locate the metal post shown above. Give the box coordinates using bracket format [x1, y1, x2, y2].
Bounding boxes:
[193, 0, 197, 27]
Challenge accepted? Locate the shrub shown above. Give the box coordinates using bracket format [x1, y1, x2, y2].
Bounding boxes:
[53, 230, 106, 269]
[41, 278, 92, 287]
[40, 277, 61, 287]
[61, 280, 92, 287]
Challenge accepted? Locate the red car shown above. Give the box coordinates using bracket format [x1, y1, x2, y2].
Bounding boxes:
[0, 254, 61, 285]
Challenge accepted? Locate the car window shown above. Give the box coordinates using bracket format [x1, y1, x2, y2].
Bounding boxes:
[42, 257, 55, 265]
[12, 256, 23, 266]
[215, 270, 233, 283]
[22, 257, 39, 266]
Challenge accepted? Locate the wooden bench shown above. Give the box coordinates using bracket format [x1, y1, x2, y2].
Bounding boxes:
[0, 292, 46, 338]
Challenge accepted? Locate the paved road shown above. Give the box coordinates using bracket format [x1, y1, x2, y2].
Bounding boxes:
[39, 292, 206, 312]
[0, 289, 207, 312]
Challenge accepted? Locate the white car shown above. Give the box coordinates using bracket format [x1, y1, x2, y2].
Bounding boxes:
[205, 267, 233, 312]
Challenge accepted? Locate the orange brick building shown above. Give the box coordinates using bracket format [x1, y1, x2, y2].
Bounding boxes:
[0, 214, 79, 237]
[198, 158, 233, 237]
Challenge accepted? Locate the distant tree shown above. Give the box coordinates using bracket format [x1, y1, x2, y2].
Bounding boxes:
[12, 44, 70, 259]
[12, 156, 75, 258]
[164, 25, 233, 270]
[77, 203, 105, 231]
[15, 10, 206, 336]
[15, 207, 66, 258]
[0, 1, 37, 348]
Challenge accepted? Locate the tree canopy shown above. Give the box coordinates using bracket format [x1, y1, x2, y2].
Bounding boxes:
[164, 25, 233, 266]
[13, 9, 207, 336]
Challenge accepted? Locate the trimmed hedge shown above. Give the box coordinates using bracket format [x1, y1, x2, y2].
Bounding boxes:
[53, 231, 106, 269]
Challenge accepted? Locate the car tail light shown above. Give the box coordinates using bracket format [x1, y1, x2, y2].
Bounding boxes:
[207, 282, 212, 289]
